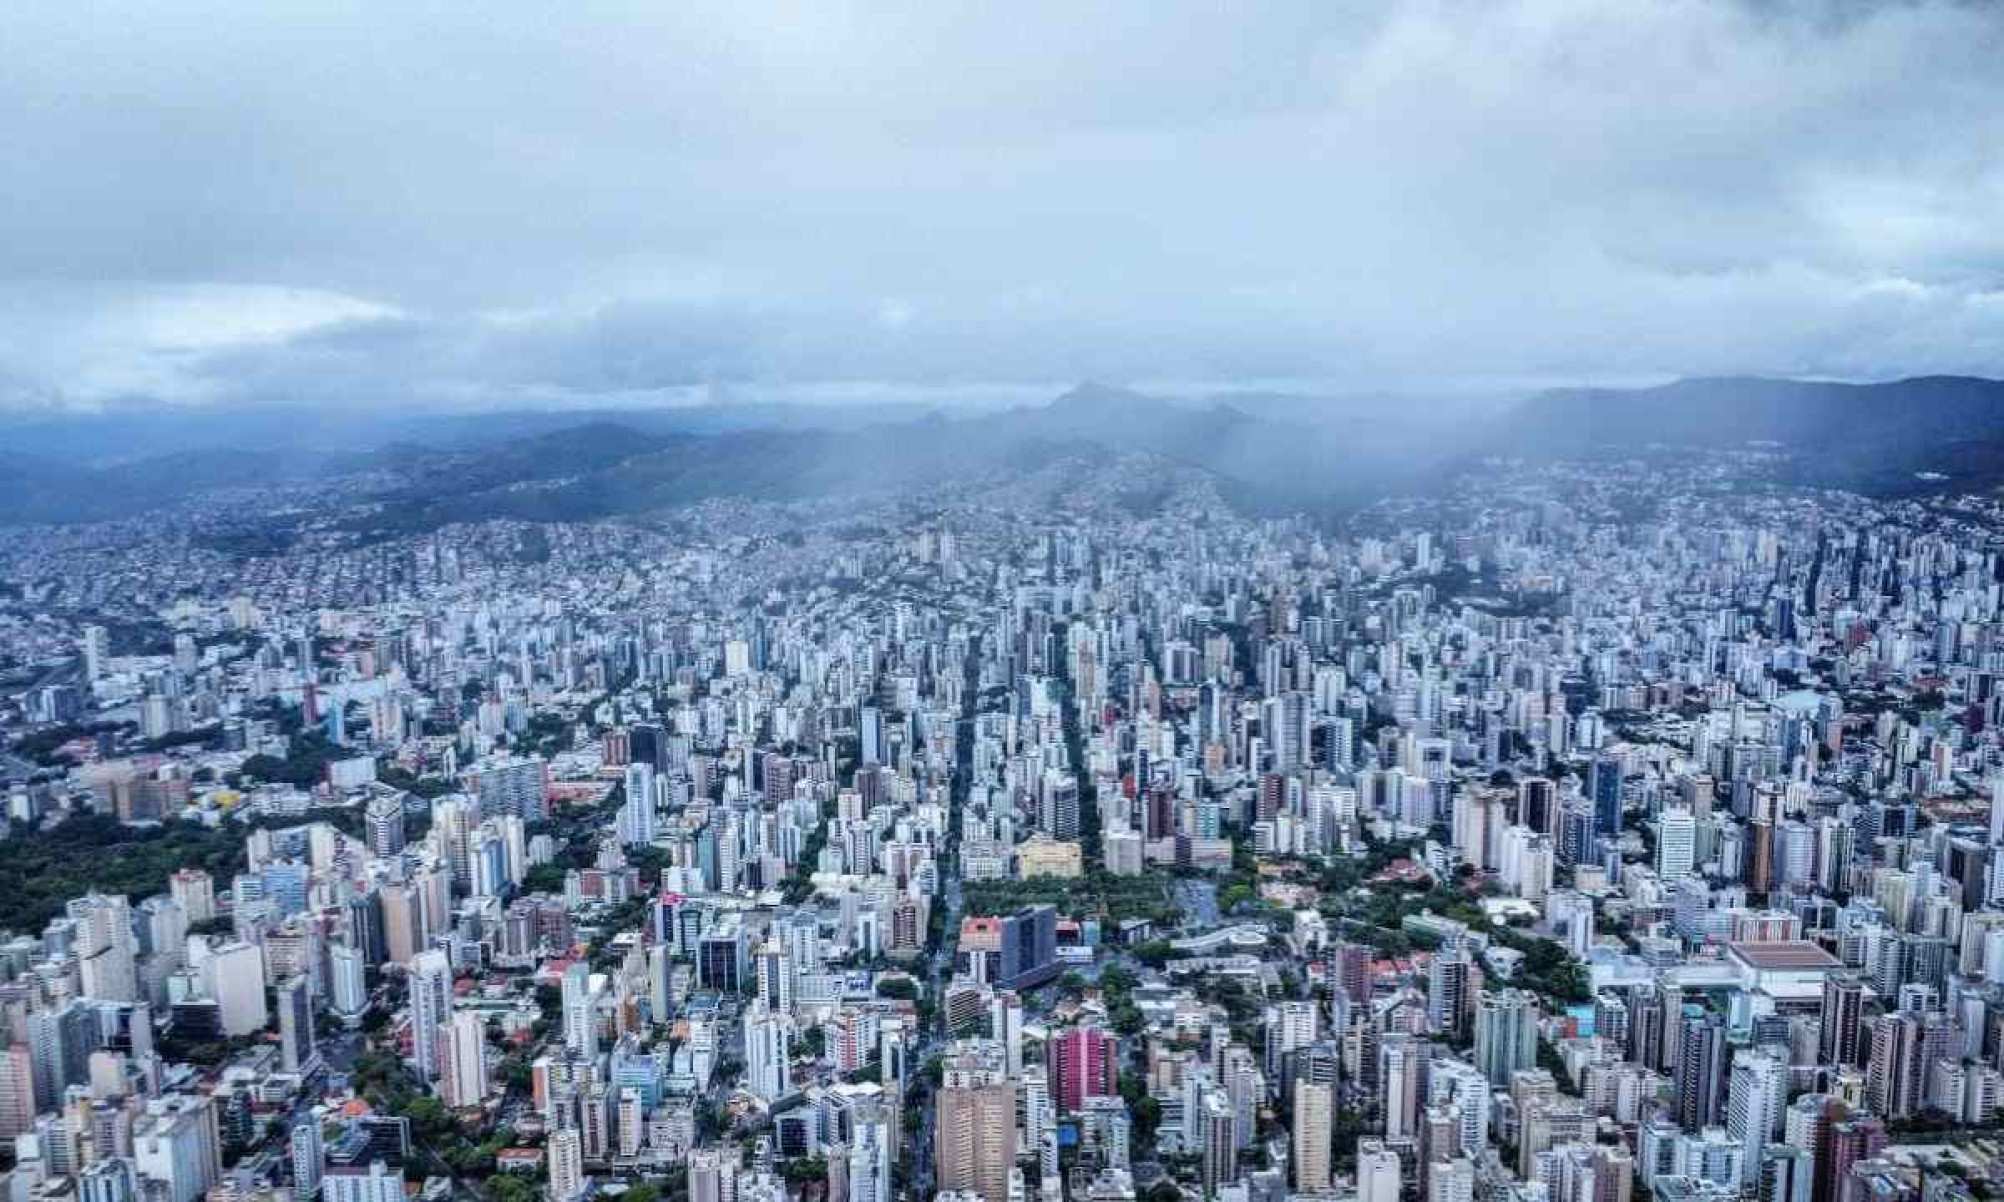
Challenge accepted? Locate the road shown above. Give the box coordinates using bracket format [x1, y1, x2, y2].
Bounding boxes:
[909, 635, 982, 1199]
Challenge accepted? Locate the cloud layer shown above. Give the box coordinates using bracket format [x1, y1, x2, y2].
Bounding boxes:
[6, 0, 2004, 410]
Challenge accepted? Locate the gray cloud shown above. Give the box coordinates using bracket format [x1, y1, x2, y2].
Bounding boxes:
[4, 0, 2004, 410]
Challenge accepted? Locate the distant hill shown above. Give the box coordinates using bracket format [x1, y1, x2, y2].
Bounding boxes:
[15, 374, 1998, 530]
[1506, 375, 2004, 493]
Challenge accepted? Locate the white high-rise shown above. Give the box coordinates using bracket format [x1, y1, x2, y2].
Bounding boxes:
[290, 1118, 324, 1199]
[755, 941, 792, 1013]
[743, 1001, 792, 1102]
[548, 1128, 585, 1202]
[1358, 1138, 1402, 1202]
[409, 951, 453, 1083]
[1658, 808, 1698, 879]
[561, 962, 599, 1058]
[848, 1105, 892, 1202]
[622, 763, 657, 847]
[440, 1011, 488, 1108]
[71, 895, 138, 1003]
[1726, 1050, 1785, 1186]
[331, 944, 369, 1020]
[205, 942, 268, 1037]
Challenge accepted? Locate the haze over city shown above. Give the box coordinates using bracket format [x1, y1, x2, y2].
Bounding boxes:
[8, 10, 2004, 1202]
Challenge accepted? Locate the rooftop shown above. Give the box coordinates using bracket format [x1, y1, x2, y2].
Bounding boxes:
[1727, 941, 1841, 971]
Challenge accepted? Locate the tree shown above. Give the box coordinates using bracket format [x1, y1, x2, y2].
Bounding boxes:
[490, 1175, 540, 1202]
[876, 977, 919, 1002]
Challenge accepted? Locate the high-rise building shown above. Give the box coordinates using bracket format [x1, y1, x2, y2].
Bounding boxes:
[743, 1002, 792, 1102]
[1819, 974, 1863, 1068]
[1675, 1008, 1726, 1132]
[27, 1001, 94, 1110]
[1428, 950, 1472, 1040]
[1048, 1026, 1118, 1114]
[1474, 989, 1539, 1085]
[71, 895, 139, 1003]
[1590, 756, 1622, 836]
[277, 975, 316, 1073]
[1292, 1078, 1333, 1192]
[441, 1012, 488, 1108]
[1820, 1117, 1885, 1202]
[755, 940, 792, 1014]
[133, 1095, 222, 1202]
[562, 962, 600, 1057]
[409, 950, 454, 1083]
[205, 942, 269, 1038]
[548, 1128, 585, 1202]
[1658, 808, 1697, 879]
[1382, 1033, 1422, 1140]
[1429, 1158, 1476, 1202]
[621, 763, 657, 847]
[290, 1119, 324, 1199]
[323, 1160, 404, 1202]
[1865, 1011, 1941, 1121]
[0, 1044, 37, 1139]
[364, 794, 406, 858]
[935, 1043, 1016, 1202]
[1760, 1144, 1812, 1202]
[847, 1105, 893, 1202]
[1263, 999, 1318, 1078]
[331, 944, 369, 1020]
[1358, 1138, 1402, 1202]
[1187, 1087, 1231, 1196]
[465, 756, 548, 823]
[82, 625, 109, 682]
[1727, 1050, 1785, 1186]
[169, 870, 216, 926]
[80, 1158, 138, 1202]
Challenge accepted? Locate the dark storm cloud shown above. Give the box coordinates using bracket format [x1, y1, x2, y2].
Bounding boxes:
[4, 0, 2004, 410]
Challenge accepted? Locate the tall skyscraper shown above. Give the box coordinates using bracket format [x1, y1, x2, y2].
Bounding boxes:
[1199, 1089, 1237, 1197]
[847, 1105, 892, 1202]
[364, 794, 406, 858]
[1474, 989, 1539, 1085]
[0, 1044, 37, 1139]
[1675, 1008, 1726, 1132]
[1047, 1025, 1118, 1114]
[290, 1119, 324, 1199]
[440, 1012, 488, 1108]
[548, 1128, 585, 1202]
[562, 962, 600, 1058]
[1292, 1078, 1333, 1192]
[1658, 808, 1698, 879]
[1428, 950, 1472, 1040]
[935, 1043, 1016, 1202]
[409, 951, 453, 1083]
[331, 944, 369, 1020]
[1358, 1138, 1402, 1202]
[277, 975, 316, 1073]
[621, 763, 656, 847]
[1727, 1050, 1785, 1186]
[1819, 974, 1863, 1068]
[743, 1002, 792, 1102]
[82, 625, 109, 682]
[205, 942, 268, 1038]
[71, 895, 139, 1003]
[1382, 1033, 1422, 1140]
[169, 870, 216, 926]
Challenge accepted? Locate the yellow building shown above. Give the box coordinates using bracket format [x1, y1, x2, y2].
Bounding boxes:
[1015, 833, 1084, 879]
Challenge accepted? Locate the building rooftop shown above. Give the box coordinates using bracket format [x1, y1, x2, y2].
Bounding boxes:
[1727, 941, 1841, 971]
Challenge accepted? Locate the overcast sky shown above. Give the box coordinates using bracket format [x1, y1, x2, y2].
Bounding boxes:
[5, 0, 2003, 411]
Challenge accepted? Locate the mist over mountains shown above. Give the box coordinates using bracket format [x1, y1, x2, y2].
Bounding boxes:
[6, 374, 2004, 530]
